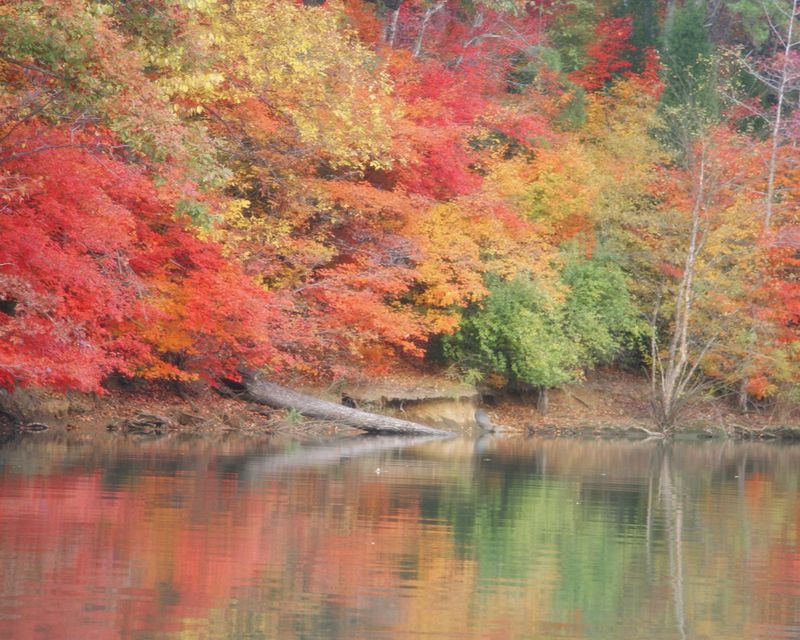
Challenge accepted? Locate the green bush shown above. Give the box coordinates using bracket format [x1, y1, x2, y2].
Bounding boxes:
[444, 253, 642, 389]
[561, 253, 643, 367]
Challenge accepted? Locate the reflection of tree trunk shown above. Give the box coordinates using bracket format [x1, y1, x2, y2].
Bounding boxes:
[658, 447, 688, 640]
[737, 452, 752, 558]
[243, 376, 453, 436]
[472, 432, 494, 455]
[670, 507, 688, 640]
[737, 453, 746, 496]
[243, 435, 444, 480]
[646, 463, 655, 571]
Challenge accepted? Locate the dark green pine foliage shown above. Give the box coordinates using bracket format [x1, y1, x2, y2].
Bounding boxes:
[613, 0, 660, 72]
[659, 0, 720, 147]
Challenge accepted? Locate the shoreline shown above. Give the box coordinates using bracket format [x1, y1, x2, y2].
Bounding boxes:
[2, 369, 800, 441]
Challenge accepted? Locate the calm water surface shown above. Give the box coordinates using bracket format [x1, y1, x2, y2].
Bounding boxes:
[0, 432, 798, 640]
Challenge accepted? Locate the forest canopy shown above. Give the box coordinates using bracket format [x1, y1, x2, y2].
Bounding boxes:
[0, 0, 797, 423]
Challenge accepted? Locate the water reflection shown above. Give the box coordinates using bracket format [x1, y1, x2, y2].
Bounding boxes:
[0, 433, 798, 639]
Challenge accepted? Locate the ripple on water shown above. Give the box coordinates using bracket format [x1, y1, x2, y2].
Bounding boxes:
[0, 434, 798, 640]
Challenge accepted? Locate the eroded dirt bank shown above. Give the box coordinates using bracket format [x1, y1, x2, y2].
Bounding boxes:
[1, 368, 799, 440]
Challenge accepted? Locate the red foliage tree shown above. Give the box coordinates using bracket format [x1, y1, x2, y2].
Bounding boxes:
[569, 17, 636, 92]
[0, 126, 282, 392]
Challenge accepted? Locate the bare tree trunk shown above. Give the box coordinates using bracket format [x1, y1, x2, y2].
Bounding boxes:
[243, 376, 453, 437]
[413, 1, 445, 57]
[386, 5, 401, 47]
[537, 387, 549, 414]
[738, 376, 750, 412]
[652, 145, 712, 433]
[453, 10, 484, 68]
[763, 0, 798, 232]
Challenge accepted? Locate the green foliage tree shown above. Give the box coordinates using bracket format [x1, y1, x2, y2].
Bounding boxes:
[561, 251, 644, 367]
[444, 274, 579, 396]
[444, 256, 641, 410]
[548, 0, 599, 74]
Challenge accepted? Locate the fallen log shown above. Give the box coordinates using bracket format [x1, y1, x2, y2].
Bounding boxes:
[242, 377, 453, 437]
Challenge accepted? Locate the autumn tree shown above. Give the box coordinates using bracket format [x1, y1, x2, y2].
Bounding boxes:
[647, 128, 770, 430]
[2, 0, 797, 423]
[0, 128, 282, 391]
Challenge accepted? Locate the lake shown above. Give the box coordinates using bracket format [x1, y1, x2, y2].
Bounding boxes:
[0, 432, 798, 639]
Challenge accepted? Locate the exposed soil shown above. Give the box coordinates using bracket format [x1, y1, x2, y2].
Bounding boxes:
[488, 368, 800, 439]
[0, 382, 356, 438]
[1, 368, 799, 440]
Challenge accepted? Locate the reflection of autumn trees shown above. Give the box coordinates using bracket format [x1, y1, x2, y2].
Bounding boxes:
[0, 436, 799, 639]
